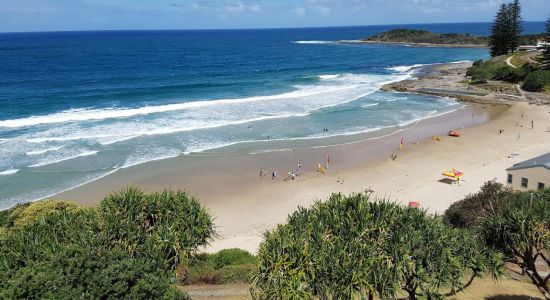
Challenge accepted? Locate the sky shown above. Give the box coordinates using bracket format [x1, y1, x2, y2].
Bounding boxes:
[1, 0, 549, 32]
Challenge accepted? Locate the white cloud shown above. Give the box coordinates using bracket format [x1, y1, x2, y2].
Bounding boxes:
[312, 5, 331, 15]
[292, 6, 306, 16]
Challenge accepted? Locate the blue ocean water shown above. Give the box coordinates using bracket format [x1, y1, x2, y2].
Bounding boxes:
[0, 22, 545, 207]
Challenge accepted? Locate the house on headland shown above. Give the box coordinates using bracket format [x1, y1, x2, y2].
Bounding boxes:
[506, 153, 550, 191]
[517, 40, 549, 52]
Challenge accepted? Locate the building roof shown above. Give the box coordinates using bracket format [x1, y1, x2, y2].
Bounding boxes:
[507, 153, 550, 171]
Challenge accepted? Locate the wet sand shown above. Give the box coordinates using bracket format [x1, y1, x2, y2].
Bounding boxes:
[50, 63, 550, 254]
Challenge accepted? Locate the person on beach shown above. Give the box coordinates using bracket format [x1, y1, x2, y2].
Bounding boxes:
[272, 171, 277, 179]
[297, 162, 302, 170]
[531, 120, 534, 129]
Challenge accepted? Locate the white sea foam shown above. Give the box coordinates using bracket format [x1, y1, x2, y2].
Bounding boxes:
[29, 151, 98, 168]
[0, 169, 19, 176]
[362, 103, 380, 107]
[26, 146, 64, 155]
[448, 60, 471, 64]
[13, 72, 409, 149]
[293, 40, 334, 45]
[4, 71, 415, 181]
[387, 64, 427, 73]
[1, 79, 383, 129]
[318, 74, 340, 80]
[398, 108, 459, 127]
[122, 148, 181, 169]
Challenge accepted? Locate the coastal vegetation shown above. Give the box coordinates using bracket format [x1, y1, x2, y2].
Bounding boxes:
[364, 28, 541, 49]
[366, 29, 488, 46]
[489, 0, 523, 56]
[444, 187, 550, 299]
[183, 248, 257, 285]
[0, 188, 215, 299]
[479, 189, 550, 299]
[251, 193, 503, 299]
[443, 180, 512, 228]
[465, 53, 550, 92]
[0, 184, 548, 298]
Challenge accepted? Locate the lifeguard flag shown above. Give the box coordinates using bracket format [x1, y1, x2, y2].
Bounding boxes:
[400, 137, 404, 149]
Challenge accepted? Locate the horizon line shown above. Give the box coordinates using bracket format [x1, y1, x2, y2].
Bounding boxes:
[0, 20, 546, 34]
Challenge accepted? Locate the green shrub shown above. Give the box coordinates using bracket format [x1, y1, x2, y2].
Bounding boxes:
[0, 245, 189, 300]
[252, 194, 502, 299]
[217, 264, 256, 284]
[522, 70, 550, 92]
[491, 65, 514, 80]
[467, 67, 490, 83]
[443, 180, 513, 228]
[99, 187, 215, 269]
[490, 65, 527, 83]
[213, 248, 256, 269]
[0, 202, 30, 229]
[478, 189, 550, 298]
[0, 187, 215, 299]
[473, 59, 484, 67]
[183, 249, 256, 285]
[13, 200, 79, 228]
[0, 200, 79, 231]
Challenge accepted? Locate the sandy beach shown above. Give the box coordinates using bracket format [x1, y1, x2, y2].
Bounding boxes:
[50, 63, 550, 254]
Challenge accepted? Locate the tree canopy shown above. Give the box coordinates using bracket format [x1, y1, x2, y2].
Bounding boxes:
[489, 1, 523, 56]
[479, 189, 550, 299]
[252, 193, 502, 299]
[0, 188, 215, 299]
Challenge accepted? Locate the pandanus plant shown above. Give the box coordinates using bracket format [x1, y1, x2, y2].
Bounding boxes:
[99, 187, 216, 269]
[251, 193, 502, 299]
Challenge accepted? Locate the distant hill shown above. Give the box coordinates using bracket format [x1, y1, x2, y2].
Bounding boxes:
[365, 29, 488, 46]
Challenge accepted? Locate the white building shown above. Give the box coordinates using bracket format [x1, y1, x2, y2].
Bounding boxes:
[506, 153, 550, 191]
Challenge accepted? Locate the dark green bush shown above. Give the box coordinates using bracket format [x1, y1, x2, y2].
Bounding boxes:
[491, 65, 514, 80]
[0, 187, 214, 299]
[490, 65, 527, 83]
[473, 59, 484, 67]
[443, 181, 513, 228]
[478, 189, 550, 298]
[522, 70, 550, 92]
[468, 67, 490, 83]
[0, 245, 189, 300]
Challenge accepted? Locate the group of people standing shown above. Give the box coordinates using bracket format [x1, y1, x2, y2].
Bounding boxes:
[259, 161, 303, 181]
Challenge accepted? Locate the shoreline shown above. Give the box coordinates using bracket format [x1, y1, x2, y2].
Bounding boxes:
[45, 62, 550, 253]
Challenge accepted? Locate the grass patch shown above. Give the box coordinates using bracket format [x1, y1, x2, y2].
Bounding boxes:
[466, 55, 539, 86]
[183, 248, 257, 285]
[510, 53, 526, 68]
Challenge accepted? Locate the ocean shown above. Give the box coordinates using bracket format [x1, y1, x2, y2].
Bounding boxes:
[0, 22, 545, 208]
